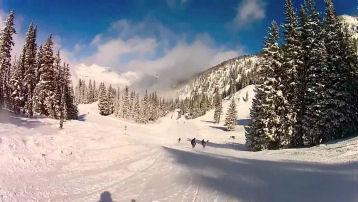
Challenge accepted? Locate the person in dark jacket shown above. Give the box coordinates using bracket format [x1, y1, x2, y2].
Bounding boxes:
[201, 139, 206, 148]
[191, 138, 196, 148]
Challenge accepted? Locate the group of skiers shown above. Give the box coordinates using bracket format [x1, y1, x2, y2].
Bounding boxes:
[178, 137, 208, 148]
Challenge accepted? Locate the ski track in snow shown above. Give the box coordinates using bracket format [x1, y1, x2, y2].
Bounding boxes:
[1, 85, 358, 202]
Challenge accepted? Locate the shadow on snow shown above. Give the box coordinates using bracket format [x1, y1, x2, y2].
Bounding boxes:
[0, 109, 50, 129]
[237, 118, 251, 126]
[163, 147, 358, 202]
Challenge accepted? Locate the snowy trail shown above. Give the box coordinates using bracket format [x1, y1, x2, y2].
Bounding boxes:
[1, 86, 358, 201]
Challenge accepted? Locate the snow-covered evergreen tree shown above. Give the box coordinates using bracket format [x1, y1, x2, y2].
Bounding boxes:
[23, 24, 37, 118]
[133, 94, 141, 122]
[10, 24, 37, 114]
[88, 80, 94, 103]
[98, 82, 110, 116]
[93, 80, 98, 101]
[9, 57, 25, 113]
[33, 35, 58, 118]
[122, 86, 130, 119]
[245, 87, 270, 151]
[107, 85, 115, 114]
[320, 0, 357, 142]
[53, 51, 63, 118]
[141, 90, 149, 123]
[213, 90, 222, 123]
[280, 0, 302, 147]
[0, 11, 16, 108]
[129, 90, 136, 119]
[245, 21, 281, 150]
[224, 97, 237, 131]
[62, 63, 78, 120]
[35, 45, 44, 84]
[297, 1, 328, 146]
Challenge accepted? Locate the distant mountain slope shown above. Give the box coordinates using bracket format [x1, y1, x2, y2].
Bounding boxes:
[175, 15, 357, 100]
[341, 15, 358, 39]
[176, 55, 260, 99]
[340, 15, 358, 53]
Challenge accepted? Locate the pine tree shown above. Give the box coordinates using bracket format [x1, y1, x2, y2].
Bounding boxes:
[141, 90, 149, 123]
[88, 80, 94, 103]
[341, 26, 358, 133]
[98, 82, 109, 116]
[213, 90, 222, 123]
[133, 94, 141, 122]
[122, 86, 130, 119]
[35, 45, 44, 84]
[296, 0, 329, 146]
[23, 24, 37, 118]
[9, 57, 25, 113]
[0, 11, 16, 107]
[107, 85, 114, 114]
[224, 97, 237, 131]
[53, 51, 63, 118]
[320, 0, 357, 142]
[62, 63, 78, 119]
[245, 87, 270, 151]
[280, 0, 302, 147]
[10, 25, 37, 114]
[245, 21, 281, 150]
[33, 35, 57, 118]
[93, 80, 98, 101]
[129, 90, 136, 119]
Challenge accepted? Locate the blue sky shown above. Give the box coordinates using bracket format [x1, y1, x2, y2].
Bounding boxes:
[0, 0, 356, 90]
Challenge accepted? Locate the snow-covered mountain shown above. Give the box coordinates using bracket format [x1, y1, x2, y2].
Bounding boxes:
[175, 15, 357, 100]
[341, 15, 358, 39]
[341, 15, 358, 54]
[175, 55, 260, 99]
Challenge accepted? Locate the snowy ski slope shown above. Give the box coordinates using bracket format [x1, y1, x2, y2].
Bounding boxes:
[0, 85, 357, 201]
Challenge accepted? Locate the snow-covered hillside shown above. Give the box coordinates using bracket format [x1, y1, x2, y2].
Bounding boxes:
[1, 86, 357, 202]
[341, 15, 358, 54]
[341, 15, 358, 39]
[176, 55, 260, 99]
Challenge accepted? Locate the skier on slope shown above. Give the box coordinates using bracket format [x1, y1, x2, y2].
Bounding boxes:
[201, 139, 206, 148]
[191, 138, 196, 148]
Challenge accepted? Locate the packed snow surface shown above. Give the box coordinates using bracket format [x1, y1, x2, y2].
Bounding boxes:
[1, 85, 358, 202]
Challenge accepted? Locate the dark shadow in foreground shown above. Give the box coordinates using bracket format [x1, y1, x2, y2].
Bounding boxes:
[99, 191, 113, 202]
[163, 146, 358, 202]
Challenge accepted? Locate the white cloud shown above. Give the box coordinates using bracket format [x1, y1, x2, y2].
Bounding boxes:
[125, 39, 242, 92]
[75, 19, 245, 94]
[83, 37, 157, 68]
[234, 0, 266, 27]
[79, 27, 243, 94]
[71, 63, 137, 87]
